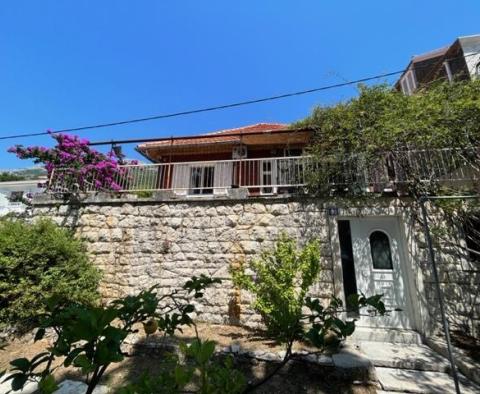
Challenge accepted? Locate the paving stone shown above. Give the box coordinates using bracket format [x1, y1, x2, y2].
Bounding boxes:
[332, 347, 373, 369]
[358, 341, 450, 372]
[376, 367, 480, 394]
[0, 374, 38, 394]
[376, 391, 408, 394]
[350, 327, 423, 344]
[55, 380, 109, 394]
[426, 337, 480, 385]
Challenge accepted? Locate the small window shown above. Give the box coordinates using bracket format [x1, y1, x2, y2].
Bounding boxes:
[369, 231, 393, 269]
[189, 166, 214, 195]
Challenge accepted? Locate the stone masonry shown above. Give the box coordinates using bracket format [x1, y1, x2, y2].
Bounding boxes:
[30, 195, 480, 339]
[32, 198, 335, 327]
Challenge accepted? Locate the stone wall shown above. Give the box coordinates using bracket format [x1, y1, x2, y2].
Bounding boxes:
[413, 204, 480, 339]
[32, 198, 336, 327]
[30, 195, 480, 340]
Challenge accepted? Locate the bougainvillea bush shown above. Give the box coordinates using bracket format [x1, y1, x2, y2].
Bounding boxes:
[8, 133, 135, 192]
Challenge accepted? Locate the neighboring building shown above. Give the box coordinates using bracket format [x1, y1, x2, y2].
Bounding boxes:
[395, 34, 480, 95]
[135, 123, 313, 197]
[0, 179, 46, 216]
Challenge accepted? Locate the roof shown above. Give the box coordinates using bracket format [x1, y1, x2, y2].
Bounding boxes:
[137, 123, 290, 150]
[458, 34, 480, 46]
[410, 46, 449, 63]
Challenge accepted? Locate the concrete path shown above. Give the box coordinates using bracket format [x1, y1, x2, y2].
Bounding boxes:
[376, 367, 479, 394]
[358, 341, 450, 372]
[354, 340, 480, 393]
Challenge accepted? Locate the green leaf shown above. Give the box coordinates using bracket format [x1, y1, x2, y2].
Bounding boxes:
[103, 326, 128, 343]
[198, 340, 216, 364]
[344, 320, 356, 336]
[38, 374, 58, 394]
[73, 354, 94, 374]
[174, 365, 192, 387]
[95, 340, 123, 365]
[64, 348, 83, 367]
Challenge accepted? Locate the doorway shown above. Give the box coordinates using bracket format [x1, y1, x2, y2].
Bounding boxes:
[338, 217, 414, 329]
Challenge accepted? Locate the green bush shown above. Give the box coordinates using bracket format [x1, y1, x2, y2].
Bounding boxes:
[2, 276, 223, 394]
[0, 218, 100, 330]
[232, 234, 321, 342]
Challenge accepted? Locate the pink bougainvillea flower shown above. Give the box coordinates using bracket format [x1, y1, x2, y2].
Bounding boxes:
[7, 133, 134, 193]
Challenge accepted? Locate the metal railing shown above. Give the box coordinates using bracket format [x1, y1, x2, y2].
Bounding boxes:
[46, 148, 479, 196]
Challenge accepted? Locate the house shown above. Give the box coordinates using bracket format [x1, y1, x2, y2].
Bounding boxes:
[41, 122, 480, 364]
[395, 34, 480, 95]
[133, 123, 313, 197]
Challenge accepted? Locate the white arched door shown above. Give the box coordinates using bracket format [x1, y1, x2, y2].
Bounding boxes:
[349, 217, 413, 329]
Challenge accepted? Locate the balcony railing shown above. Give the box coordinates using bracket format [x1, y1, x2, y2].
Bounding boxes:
[46, 148, 479, 196]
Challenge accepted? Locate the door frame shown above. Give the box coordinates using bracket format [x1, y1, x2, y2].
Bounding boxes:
[331, 214, 420, 331]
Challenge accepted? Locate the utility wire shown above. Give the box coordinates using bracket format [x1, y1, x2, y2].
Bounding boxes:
[0, 70, 402, 141]
[1, 50, 479, 142]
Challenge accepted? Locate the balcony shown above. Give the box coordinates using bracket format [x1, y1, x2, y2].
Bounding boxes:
[46, 148, 479, 199]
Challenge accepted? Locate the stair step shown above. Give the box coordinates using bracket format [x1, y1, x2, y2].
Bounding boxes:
[350, 327, 423, 345]
[358, 342, 450, 373]
[376, 367, 480, 394]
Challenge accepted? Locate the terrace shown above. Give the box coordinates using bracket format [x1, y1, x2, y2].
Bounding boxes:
[46, 147, 479, 198]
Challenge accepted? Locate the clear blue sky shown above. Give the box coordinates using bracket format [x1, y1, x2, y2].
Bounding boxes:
[1, 1, 479, 168]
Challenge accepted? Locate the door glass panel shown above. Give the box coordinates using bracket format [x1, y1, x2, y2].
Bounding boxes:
[369, 231, 393, 269]
[261, 161, 273, 194]
[189, 166, 214, 195]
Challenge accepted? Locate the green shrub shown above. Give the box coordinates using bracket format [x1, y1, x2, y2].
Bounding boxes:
[0, 218, 100, 330]
[2, 276, 223, 394]
[232, 234, 321, 342]
[231, 235, 386, 392]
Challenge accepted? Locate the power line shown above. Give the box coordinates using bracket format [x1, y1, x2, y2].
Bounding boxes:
[1, 50, 479, 142]
[0, 70, 402, 142]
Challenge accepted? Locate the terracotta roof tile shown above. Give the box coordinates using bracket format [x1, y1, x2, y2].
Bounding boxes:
[138, 123, 289, 149]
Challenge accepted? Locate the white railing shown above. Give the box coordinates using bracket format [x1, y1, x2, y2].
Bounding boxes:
[46, 148, 480, 196]
[48, 156, 313, 195]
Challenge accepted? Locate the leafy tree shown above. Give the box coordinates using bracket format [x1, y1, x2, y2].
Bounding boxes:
[297, 80, 480, 153]
[0, 218, 100, 330]
[295, 80, 480, 196]
[232, 235, 386, 392]
[1, 275, 223, 394]
[232, 234, 321, 343]
[0, 172, 25, 182]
